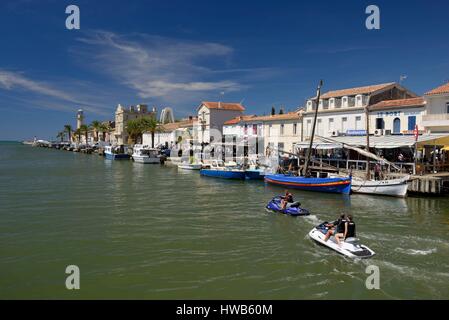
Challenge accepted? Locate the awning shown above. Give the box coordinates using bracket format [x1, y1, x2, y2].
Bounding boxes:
[294, 134, 449, 150]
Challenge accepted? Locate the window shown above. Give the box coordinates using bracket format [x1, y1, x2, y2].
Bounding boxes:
[355, 116, 362, 130]
[307, 119, 311, 136]
[278, 142, 284, 151]
[376, 118, 385, 130]
[329, 118, 334, 131]
[253, 124, 257, 135]
[317, 119, 322, 136]
[341, 117, 348, 132]
[446, 102, 449, 114]
[293, 123, 297, 135]
[244, 124, 248, 135]
[408, 116, 416, 131]
[280, 124, 284, 135]
[393, 118, 401, 134]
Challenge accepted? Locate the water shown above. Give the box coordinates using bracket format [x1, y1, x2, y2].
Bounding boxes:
[1, 142, 449, 299]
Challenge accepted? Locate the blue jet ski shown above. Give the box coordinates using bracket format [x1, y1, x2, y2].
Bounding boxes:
[265, 196, 310, 216]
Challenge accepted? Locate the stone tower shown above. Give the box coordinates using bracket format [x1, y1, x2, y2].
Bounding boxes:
[76, 109, 84, 129]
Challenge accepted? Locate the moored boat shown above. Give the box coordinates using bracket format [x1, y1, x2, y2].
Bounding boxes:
[264, 174, 352, 194]
[178, 163, 203, 170]
[350, 175, 409, 197]
[132, 144, 159, 164]
[200, 160, 246, 179]
[105, 145, 130, 160]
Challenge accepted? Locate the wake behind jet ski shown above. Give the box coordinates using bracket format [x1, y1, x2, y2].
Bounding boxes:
[308, 220, 375, 259]
[265, 196, 310, 216]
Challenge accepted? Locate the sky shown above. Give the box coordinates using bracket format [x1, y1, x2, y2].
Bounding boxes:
[1, 0, 449, 140]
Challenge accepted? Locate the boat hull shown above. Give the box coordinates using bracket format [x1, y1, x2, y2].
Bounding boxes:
[105, 153, 130, 160]
[133, 155, 159, 164]
[178, 164, 202, 170]
[200, 169, 246, 179]
[265, 174, 351, 194]
[351, 178, 408, 197]
[245, 170, 265, 180]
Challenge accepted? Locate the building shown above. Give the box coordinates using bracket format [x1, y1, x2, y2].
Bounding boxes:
[302, 82, 418, 139]
[113, 104, 156, 145]
[196, 101, 245, 144]
[223, 112, 302, 154]
[422, 81, 449, 133]
[369, 97, 426, 135]
[142, 116, 197, 148]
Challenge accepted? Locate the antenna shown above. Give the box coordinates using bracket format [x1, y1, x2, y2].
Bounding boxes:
[399, 75, 407, 85]
[239, 98, 245, 104]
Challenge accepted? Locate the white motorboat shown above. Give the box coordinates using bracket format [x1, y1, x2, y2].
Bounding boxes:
[132, 144, 159, 163]
[177, 163, 203, 170]
[309, 222, 375, 259]
[351, 175, 410, 197]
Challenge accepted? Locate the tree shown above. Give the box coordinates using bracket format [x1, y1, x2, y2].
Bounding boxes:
[79, 124, 89, 145]
[73, 128, 82, 143]
[140, 116, 160, 148]
[126, 119, 142, 144]
[64, 124, 72, 142]
[99, 123, 110, 142]
[90, 120, 101, 142]
[56, 131, 65, 142]
[271, 106, 275, 115]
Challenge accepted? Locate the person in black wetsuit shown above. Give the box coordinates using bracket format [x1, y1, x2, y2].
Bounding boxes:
[323, 214, 346, 242]
[335, 215, 356, 245]
[280, 190, 294, 210]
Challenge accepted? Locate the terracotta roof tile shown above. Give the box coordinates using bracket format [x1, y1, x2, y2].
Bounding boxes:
[425, 82, 449, 96]
[199, 101, 245, 111]
[224, 115, 256, 125]
[370, 97, 425, 111]
[319, 82, 396, 99]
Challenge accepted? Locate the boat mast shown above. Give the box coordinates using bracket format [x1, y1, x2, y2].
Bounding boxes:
[303, 80, 323, 177]
[365, 105, 371, 180]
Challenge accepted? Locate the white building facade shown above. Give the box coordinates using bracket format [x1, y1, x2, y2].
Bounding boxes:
[422, 82, 449, 133]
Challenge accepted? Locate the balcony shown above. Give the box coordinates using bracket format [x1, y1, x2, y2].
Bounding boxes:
[422, 113, 449, 128]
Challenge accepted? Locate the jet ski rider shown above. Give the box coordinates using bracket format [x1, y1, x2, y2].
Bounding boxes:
[323, 214, 346, 243]
[335, 215, 356, 245]
[280, 190, 294, 210]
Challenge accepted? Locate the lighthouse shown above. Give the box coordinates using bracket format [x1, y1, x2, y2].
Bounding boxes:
[76, 109, 84, 129]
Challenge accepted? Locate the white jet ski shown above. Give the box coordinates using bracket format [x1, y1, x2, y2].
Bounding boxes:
[308, 222, 375, 259]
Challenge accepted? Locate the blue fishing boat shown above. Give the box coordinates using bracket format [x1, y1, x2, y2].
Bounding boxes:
[264, 174, 351, 194]
[104, 145, 130, 160]
[200, 160, 246, 180]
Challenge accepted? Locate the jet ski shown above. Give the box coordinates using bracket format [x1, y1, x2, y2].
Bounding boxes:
[308, 222, 375, 259]
[265, 196, 310, 216]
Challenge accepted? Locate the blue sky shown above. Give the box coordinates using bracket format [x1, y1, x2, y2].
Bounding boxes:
[1, 0, 449, 140]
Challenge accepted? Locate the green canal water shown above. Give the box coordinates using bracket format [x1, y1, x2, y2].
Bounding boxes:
[1, 141, 449, 299]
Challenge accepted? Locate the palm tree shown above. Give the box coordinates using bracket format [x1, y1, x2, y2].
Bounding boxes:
[64, 125, 72, 142]
[140, 116, 160, 148]
[90, 120, 101, 142]
[80, 124, 89, 144]
[74, 128, 82, 143]
[99, 123, 110, 142]
[126, 119, 142, 145]
[56, 131, 65, 142]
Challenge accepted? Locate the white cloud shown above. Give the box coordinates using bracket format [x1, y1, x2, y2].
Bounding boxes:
[0, 70, 74, 101]
[74, 31, 244, 102]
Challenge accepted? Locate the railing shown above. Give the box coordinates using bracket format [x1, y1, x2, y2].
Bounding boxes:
[308, 157, 416, 174]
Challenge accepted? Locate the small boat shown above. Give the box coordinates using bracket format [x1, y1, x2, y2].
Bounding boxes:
[350, 175, 409, 197]
[265, 196, 310, 216]
[308, 222, 375, 259]
[200, 160, 246, 180]
[264, 174, 352, 194]
[245, 159, 268, 180]
[104, 145, 130, 160]
[132, 144, 159, 164]
[178, 163, 202, 170]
